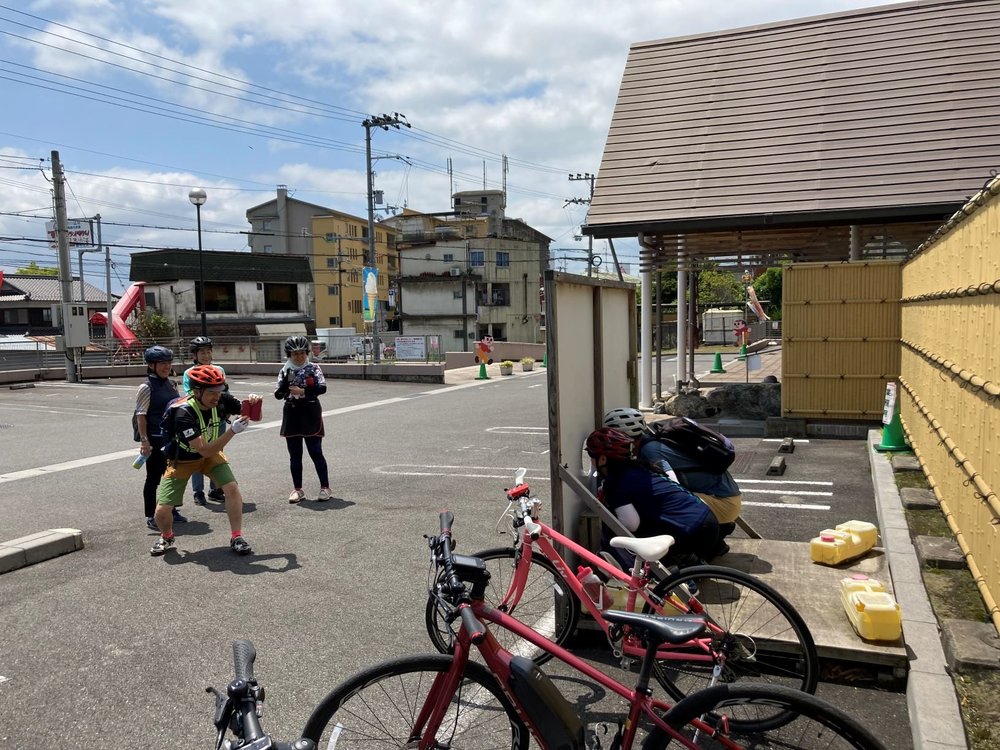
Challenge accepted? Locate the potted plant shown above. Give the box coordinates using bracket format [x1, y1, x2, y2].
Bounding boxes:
[520, 356, 535, 372]
[499, 360, 514, 375]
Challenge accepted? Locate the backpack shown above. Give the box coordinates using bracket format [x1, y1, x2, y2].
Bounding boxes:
[646, 417, 736, 474]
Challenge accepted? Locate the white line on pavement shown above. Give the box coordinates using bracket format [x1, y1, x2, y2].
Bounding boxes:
[742, 501, 831, 510]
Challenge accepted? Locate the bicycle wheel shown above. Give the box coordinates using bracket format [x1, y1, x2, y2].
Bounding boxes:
[301, 654, 529, 750]
[645, 565, 818, 728]
[425, 546, 580, 665]
[643, 683, 887, 749]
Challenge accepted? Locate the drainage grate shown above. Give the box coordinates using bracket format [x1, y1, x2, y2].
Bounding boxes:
[729, 451, 754, 475]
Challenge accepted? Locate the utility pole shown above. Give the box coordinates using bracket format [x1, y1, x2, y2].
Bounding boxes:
[568, 172, 596, 276]
[363, 112, 410, 363]
[51, 150, 77, 382]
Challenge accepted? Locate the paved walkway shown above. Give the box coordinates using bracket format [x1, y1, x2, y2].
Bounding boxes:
[696, 344, 783, 386]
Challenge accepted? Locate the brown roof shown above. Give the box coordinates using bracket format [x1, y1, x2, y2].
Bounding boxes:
[586, 0, 1000, 266]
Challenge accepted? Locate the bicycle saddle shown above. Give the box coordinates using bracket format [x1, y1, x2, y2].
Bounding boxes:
[603, 610, 707, 645]
[609, 534, 675, 561]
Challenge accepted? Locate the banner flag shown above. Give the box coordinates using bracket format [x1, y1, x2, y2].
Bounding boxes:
[747, 285, 770, 321]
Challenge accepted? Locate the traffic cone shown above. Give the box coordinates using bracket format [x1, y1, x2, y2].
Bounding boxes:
[710, 352, 725, 373]
[542, 352, 547, 368]
[475, 361, 490, 380]
[737, 343, 747, 361]
[876, 401, 908, 452]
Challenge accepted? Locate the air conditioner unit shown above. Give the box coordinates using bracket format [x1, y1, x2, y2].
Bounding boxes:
[449, 267, 461, 276]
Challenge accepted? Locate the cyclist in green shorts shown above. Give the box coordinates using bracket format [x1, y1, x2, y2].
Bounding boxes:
[150, 364, 261, 557]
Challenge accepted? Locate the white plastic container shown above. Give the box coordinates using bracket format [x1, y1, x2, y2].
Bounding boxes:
[840, 574, 902, 641]
[810, 520, 878, 565]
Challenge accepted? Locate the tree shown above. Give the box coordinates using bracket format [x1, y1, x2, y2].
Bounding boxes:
[697, 269, 743, 306]
[16, 262, 57, 276]
[133, 309, 175, 340]
[752, 267, 783, 320]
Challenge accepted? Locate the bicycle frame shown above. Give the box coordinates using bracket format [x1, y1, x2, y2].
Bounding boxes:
[419, 600, 732, 750]
[503, 515, 721, 667]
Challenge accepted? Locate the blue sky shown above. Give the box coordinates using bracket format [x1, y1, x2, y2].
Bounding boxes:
[0, 0, 894, 292]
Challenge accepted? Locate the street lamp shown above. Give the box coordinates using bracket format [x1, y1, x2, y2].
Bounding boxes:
[188, 187, 208, 336]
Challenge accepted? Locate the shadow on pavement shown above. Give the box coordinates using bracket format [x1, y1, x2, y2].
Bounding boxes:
[162, 548, 302, 574]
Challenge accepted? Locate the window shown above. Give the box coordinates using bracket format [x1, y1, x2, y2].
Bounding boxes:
[496, 251, 509, 267]
[200, 281, 237, 312]
[326, 257, 340, 268]
[454, 329, 465, 339]
[264, 283, 298, 312]
[443, 253, 454, 262]
[453, 290, 463, 299]
[327, 285, 339, 296]
[262, 219, 273, 230]
[491, 283, 510, 306]
[470, 250, 485, 267]
[263, 245, 273, 254]
[329, 316, 340, 325]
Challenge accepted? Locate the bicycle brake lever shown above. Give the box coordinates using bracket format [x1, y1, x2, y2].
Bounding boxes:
[206, 686, 234, 750]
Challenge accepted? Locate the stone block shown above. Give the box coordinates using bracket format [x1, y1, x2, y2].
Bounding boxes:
[766, 456, 786, 475]
[778, 437, 795, 453]
[890, 454, 922, 472]
[941, 619, 1000, 673]
[900, 487, 937, 510]
[2, 528, 84, 567]
[0, 545, 28, 574]
[914, 535, 965, 570]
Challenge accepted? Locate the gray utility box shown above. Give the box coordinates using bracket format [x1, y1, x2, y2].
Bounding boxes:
[701, 308, 744, 346]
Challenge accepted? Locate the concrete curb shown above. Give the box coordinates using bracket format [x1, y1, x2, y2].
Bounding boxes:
[868, 431, 968, 750]
[0, 528, 84, 574]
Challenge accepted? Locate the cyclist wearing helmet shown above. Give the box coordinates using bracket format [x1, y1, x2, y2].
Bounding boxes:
[275, 335, 331, 503]
[603, 407, 742, 557]
[587, 426, 720, 565]
[133, 346, 183, 530]
[150, 364, 262, 557]
[183, 336, 226, 505]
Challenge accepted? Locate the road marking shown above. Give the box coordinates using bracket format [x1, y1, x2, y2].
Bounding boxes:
[761, 438, 810, 443]
[0, 449, 136, 483]
[373, 465, 548, 480]
[741, 488, 832, 497]
[742, 501, 831, 510]
[486, 426, 548, 434]
[736, 478, 833, 486]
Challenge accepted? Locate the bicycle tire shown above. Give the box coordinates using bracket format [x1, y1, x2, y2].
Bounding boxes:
[425, 546, 580, 665]
[645, 565, 819, 730]
[643, 683, 887, 749]
[301, 654, 529, 750]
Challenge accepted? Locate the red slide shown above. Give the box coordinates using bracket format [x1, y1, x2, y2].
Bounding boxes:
[96, 282, 145, 348]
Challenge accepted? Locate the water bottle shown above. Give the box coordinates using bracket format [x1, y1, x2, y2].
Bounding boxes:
[576, 566, 611, 610]
[132, 452, 148, 470]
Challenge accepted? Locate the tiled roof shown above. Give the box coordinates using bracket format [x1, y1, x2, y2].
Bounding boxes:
[0, 275, 113, 303]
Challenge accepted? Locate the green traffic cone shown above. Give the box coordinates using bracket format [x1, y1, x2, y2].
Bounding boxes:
[710, 352, 725, 373]
[876, 402, 908, 452]
[475, 361, 490, 380]
[737, 343, 747, 361]
[541, 352, 547, 367]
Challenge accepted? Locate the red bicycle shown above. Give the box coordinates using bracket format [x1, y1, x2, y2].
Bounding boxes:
[425, 469, 819, 709]
[298, 511, 884, 749]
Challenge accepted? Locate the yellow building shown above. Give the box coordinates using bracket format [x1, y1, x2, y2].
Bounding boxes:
[310, 213, 398, 332]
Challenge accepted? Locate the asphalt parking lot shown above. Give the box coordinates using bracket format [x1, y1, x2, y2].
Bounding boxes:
[0, 370, 911, 748]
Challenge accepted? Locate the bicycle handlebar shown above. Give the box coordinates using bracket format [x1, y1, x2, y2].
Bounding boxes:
[434, 511, 487, 644]
[209, 641, 316, 750]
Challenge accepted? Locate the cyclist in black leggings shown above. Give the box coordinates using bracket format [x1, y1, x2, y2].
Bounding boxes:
[133, 345, 183, 530]
[275, 335, 331, 503]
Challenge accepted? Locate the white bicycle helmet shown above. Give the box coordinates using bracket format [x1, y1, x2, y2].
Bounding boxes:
[602, 407, 648, 438]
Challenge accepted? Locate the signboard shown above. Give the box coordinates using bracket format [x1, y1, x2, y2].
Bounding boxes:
[45, 219, 93, 249]
[393, 336, 426, 361]
[387, 287, 396, 308]
[882, 382, 898, 425]
[362, 266, 378, 322]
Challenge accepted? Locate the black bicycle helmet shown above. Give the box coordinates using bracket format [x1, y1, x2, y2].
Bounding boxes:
[189, 335, 213, 356]
[586, 427, 634, 462]
[144, 345, 173, 364]
[284, 335, 310, 355]
[187, 364, 226, 388]
[602, 407, 648, 438]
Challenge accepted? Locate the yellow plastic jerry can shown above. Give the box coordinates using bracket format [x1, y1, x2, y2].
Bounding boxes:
[840, 574, 902, 641]
[810, 520, 878, 565]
